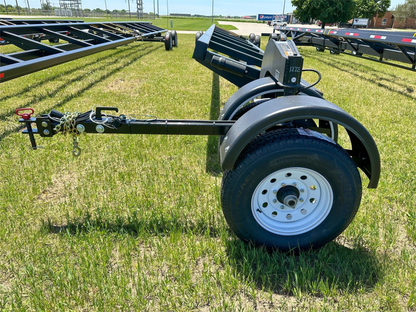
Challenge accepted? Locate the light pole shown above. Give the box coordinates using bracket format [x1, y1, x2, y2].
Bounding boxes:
[212, 0, 214, 23]
[15, 0, 20, 15]
[104, 0, 108, 18]
[282, 0, 286, 15]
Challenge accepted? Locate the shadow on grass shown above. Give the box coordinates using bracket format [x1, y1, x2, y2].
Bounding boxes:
[0, 45, 161, 142]
[225, 238, 381, 296]
[41, 209, 226, 239]
[205, 72, 223, 176]
[0, 42, 155, 105]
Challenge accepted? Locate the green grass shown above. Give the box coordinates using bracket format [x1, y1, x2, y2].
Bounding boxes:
[7, 15, 237, 31]
[1, 34, 416, 311]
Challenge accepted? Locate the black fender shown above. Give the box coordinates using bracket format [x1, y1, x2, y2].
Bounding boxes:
[219, 77, 324, 121]
[220, 95, 380, 188]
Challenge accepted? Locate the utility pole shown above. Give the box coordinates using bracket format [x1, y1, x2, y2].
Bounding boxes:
[4, 0, 8, 14]
[212, 0, 214, 23]
[15, 0, 20, 15]
[104, 0, 108, 18]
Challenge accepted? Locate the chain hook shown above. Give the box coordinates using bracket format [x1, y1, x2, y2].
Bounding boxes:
[72, 136, 81, 157]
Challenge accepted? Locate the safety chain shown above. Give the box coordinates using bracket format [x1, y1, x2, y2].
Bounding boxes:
[53, 111, 82, 156]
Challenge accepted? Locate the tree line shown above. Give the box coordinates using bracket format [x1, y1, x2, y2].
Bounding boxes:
[292, 0, 415, 27]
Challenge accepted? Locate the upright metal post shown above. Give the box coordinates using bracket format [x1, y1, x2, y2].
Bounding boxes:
[157, 0, 159, 17]
[15, 0, 20, 15]
[127, 0, 131, 18]
[212, 0, 214, 23]
[4, 0, 8, 14]
[104, 0, 108, 18]
[153, 0, 155, 19]
[282, 0, 286, 16]
[24, 0, 30, 15]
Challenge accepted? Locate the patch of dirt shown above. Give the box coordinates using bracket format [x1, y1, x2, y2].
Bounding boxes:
[36, 169, 79, 204]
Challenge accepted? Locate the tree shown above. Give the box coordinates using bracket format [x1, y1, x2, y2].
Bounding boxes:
[394, 0, 416, 22]
[354, 0, 390, 19]
[292, 0, 356, 27]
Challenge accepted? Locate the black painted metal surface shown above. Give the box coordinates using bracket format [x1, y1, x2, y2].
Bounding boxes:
[0, 21, 169, 83]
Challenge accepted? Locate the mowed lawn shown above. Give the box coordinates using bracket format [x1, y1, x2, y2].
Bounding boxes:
[0, 30, 416, 311]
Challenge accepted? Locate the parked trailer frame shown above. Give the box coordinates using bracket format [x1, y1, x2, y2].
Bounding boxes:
[0, 21, 177, 83]
[17, 30, 380, 251]
[276, 26, 416, 70]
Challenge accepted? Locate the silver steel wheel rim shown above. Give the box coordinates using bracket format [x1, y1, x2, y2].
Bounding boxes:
[251, 167, 333, 236]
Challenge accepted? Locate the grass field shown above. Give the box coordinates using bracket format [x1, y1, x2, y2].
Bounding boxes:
[1, 31, 416, 311]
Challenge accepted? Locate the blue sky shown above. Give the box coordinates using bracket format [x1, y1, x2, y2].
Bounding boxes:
[15, 0, 406, 16]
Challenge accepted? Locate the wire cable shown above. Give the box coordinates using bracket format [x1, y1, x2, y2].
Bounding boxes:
[296, 69, 321, 94]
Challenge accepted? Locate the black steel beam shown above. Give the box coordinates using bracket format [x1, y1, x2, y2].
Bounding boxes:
[277, 26, 416, 70]
[0, 21, 172, 83]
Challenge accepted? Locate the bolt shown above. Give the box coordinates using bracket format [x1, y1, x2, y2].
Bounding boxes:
[280, 205, 285, 209]
[224, 146, 229, 153]
[272, 199, 277, 203]
[43, 129, 50, 135]
[299, 198, 304, 203]
[292, 182, 297, 186]
[281, 183, 286, 187]
[273, 190, 277, 194]
[300, 189, 305, 193]
[41, 121, 48, 128]
[96, 125, 105, 133]
[76, 124, 85, 133]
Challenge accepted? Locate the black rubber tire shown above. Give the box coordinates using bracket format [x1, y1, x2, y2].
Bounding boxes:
[195, 31, 204, 42]
[249, 33, 255, 42]
[171, 30, 178, 47]
[316, 47, 325, 52]
[221, 128, 362, 251]
[330, 50, 340, 55]
[254, 35, 261, 47]
[269, 33, 278, 41]
[49, 38, 59, 43]
[164, 32, 172, 51]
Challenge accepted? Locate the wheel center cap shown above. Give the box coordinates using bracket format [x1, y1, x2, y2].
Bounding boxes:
[277, 185, 300, 208]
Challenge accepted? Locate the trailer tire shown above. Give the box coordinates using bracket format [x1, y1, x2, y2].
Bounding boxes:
[195, 31, 204, 42]
[221, 129, 361, 251]
[164, 32, 173, 51]
[269, 33, 278, 41]
[316, 47, 325, 52]
[171, 30, 178, 47]
[49, 38, 59, 43]
[254, 35, 261, 47]
[249, 33, 255, 42]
